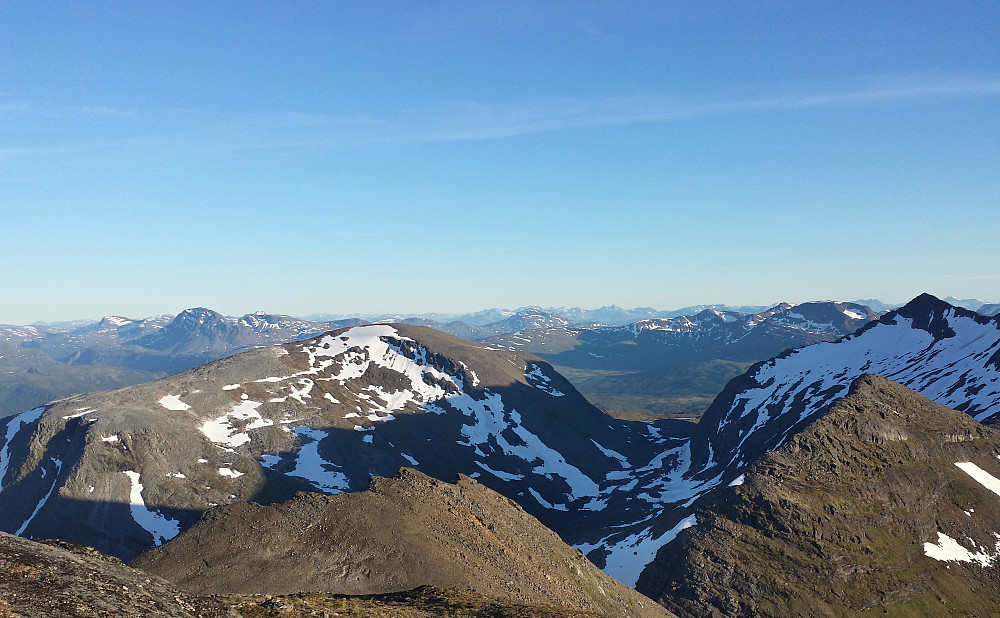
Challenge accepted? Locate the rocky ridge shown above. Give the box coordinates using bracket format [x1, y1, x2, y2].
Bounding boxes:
[645, 375, 1000, 617]
[133, 468, 671, 618]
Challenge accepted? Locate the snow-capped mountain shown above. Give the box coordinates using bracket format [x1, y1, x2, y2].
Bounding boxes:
[488, 301, 881, 370]
[0, 325, 669, 573]
[598, 294, 1000, 594]
[131, 308, 340, 357]
[942, 297, 989, 312]
[472, 308, 574, 338]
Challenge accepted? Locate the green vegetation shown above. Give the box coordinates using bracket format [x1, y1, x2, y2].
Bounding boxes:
[552, 360, 750, 419]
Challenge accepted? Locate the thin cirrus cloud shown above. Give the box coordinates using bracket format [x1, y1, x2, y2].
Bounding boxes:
[408, 74, 1000, 142]
[3, 73, 999, 157]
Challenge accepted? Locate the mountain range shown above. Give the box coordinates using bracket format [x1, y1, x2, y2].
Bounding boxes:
[2, 293, 1000, 615]
[0, 300, 883, 420]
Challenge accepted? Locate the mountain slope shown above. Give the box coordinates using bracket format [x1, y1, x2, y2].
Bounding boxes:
[645, 375, 1000, 617]
[0, 530, 637, 617]
[134, 468, 671, 618]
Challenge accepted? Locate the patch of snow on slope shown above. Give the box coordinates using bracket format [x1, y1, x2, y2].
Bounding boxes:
[158, 395, 191, 411]
[923, 531, 1000, 566]
[475, 460, 524, 481]
[591, 439, 631, 468]
[199, 400, 272, 448]
[956, 462, 1000, 496]
[599, 514, 697, 588]
[123, 470, 180, 546]
[218, 467, 244, 478]
[0, 407, 45, 491]
[529, 487, 568, 511]
[62, 409, 96, 420]
[441, 390, 599, 500]
[525, 363, 565, 396]
[286, 426, 349, 493]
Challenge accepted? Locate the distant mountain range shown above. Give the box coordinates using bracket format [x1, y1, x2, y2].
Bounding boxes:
[3, 297, 996, 423]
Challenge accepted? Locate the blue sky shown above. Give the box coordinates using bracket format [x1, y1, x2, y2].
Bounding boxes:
[2, 1, 998, 323]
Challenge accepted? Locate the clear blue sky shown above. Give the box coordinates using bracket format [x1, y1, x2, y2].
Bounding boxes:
[2, 1, 998, 323]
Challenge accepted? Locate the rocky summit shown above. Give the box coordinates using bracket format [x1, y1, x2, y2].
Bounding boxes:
[133, 468, 671, 618]
[646, 375, 1000, 617]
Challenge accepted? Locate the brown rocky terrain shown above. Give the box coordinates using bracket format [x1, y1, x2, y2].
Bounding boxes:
[0, 530, 622, 617]
[132, 468, 671, 618]
[0, 531, 230, 618]
[641, 375, 1000, 617]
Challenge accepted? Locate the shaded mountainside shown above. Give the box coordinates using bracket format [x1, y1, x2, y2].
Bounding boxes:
[645, 375, 1000, 617]
[133, 468, 671, 618]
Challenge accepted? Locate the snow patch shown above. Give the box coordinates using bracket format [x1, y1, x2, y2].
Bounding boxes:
[286, 426, 349, 493]
[0, 407, 45, 491]
[956, 462, 1000, 496]
[123, 471, 180, 546]
[16, 458, 62, 536]
[597, 514, 697, 588]
[525, 363, 566, 397]
[158, 395, 191, 411]
[923, 531, 1000, 566]
[199, 400, 273, 448]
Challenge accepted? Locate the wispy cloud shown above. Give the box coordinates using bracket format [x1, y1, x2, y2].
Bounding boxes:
[406, 74, 1000, 141]
[2, 74, 998, 161]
